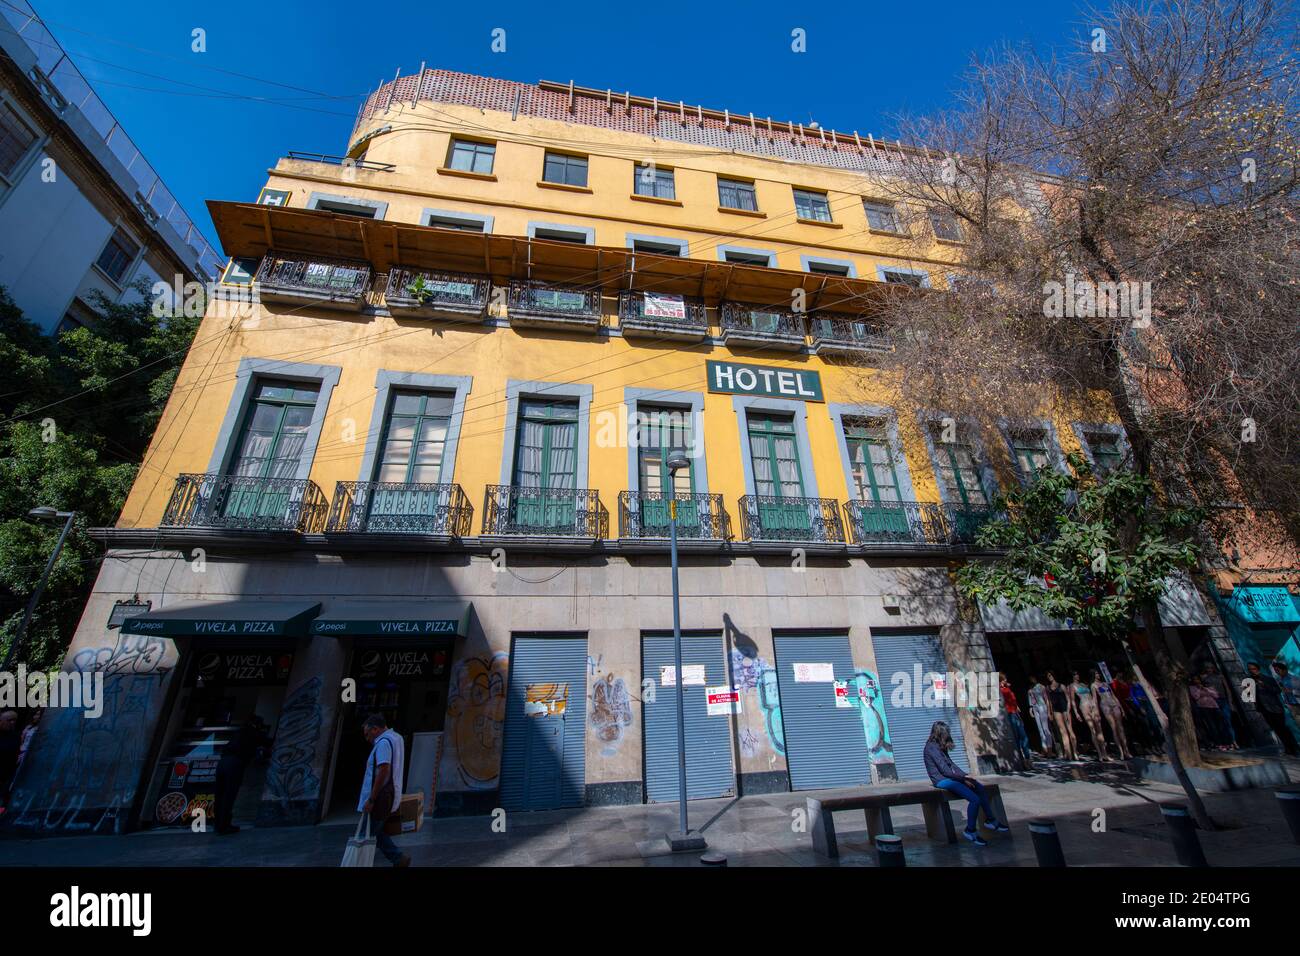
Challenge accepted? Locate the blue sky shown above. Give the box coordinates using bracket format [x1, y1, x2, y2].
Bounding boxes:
[31, 0, 1098, 251]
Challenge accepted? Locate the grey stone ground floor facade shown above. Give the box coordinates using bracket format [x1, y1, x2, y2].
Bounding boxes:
[4, 546, 1017, 836]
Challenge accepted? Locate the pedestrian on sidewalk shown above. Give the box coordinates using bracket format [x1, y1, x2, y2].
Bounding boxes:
[1247, 662, 1300, 756]
[1200, 663, 1239, 750]
[1188, 677, 1228, 751]
[1026, 675, 1055, 757]
[1124, 671, 1165, 751]
[923, 720, 1008, 847]
[214, 716, 270, 834]
[999, 675, 1034, 764]
[358, 713, 410, 867]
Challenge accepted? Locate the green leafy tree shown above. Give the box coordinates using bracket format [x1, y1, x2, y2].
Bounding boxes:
[0, 282, 199, 669]
[957, 452, 1216, 827]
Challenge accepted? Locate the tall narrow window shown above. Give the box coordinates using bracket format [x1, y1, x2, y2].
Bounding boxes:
[1010, 428, 1053, 481]
[930, 425, 989, 509]
[447, 139, 496, 175]
[229, 381, 320, 479]
[638, 406, 694, 496]
[636, 405, 698, 533]
[845, 419, 901, 504]
[845, 417, 911, 537]
[718, 178, 758, 211]
[634, 164, 675, 199]
[748, 412, 809, 533]
[793, 188, 832, 222]
[376, 391, 453, 484]
[748, 413, 804, 498]
[513, 399, 579, 529]
[542, 152, 588, 187]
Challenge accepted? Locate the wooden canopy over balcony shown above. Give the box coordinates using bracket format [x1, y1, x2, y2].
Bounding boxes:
[207, 200, 926, 313]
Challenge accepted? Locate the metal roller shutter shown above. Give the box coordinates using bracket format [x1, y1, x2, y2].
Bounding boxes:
[871, 630, 969, 781]
[499, 633, 588, 811]
[642, 633, 735, 802]
[772, 633, 874, 790]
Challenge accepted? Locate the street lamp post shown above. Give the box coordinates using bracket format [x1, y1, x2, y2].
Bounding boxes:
[664, 453, 706, 852]
[1, 507, 76, 670]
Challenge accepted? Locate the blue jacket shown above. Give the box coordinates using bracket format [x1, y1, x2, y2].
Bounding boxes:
[923, 740, 967, 785]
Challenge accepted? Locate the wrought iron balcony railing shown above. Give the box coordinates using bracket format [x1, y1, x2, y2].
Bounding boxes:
[810, 316, 891, 355]
[737, 495, 847, 543]
[162, 474, 328, 533]
[943, 504, 1003, 544]
[843, 499, 949, 546]
[617, 290, 709, 341]
[254, 253, 372, 310]
[507, 280, 604, 330]
[719, 302, 806, 350]
[383, 268, 490, 320]
[617, 491, 730, 540]
[482, 485, 609, 538]
[326, 481, 472, 536]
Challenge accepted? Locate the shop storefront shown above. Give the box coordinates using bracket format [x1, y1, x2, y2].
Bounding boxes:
[311, 602, 471, 819]
[1212, 584, 1300, 736]
[119, 600, 320, 830]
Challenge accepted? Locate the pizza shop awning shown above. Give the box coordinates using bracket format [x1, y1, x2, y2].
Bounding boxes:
[119, 600, 322, 638]
[207, 200, 923, 314]
[309, 601, 472, 638]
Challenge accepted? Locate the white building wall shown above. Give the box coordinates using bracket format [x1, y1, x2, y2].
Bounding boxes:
[0, 160, 113, 331]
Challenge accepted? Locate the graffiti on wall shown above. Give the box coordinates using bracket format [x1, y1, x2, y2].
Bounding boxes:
[729, 646, 785, 757]
[6, 635, 174, 834]
[444, 652, 508, 790]
[265, 676, 323, 808]
[589, 673, 633, 756]
[852, 669, 894, 763]
[71, 633, 170, 675]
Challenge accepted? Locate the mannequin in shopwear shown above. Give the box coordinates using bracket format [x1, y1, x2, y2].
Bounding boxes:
[1092, 669, 1131, 760]
[1044, 671, 1077, 760]
[1026, 675, 1055, 757]
[1072, 669, 1111, 761]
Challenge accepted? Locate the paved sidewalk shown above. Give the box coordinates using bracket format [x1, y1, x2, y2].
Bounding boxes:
[2, 762, 1297, 867]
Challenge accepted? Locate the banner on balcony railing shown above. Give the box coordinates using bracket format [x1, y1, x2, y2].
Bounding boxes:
[643, 292, 686, 319]
[706, 360, 823, 402]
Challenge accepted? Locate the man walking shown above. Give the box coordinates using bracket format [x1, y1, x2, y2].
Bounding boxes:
[1247, 662, 1299, 756]
[358, 713, 410, 867]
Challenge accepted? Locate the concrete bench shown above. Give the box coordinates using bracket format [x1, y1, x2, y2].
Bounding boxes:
[807, 779, 1007, 858]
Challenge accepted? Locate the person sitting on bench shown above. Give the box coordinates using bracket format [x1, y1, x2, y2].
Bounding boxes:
[923, 720, 1009, 846]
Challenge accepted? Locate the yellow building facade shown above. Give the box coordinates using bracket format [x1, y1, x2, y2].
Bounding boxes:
[10, 70, 1146, 835]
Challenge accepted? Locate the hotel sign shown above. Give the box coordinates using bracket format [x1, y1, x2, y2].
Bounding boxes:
[706, 360, 823, 402]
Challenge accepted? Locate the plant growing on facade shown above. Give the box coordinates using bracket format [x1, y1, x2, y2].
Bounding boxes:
[958, 454, 1214, 825]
